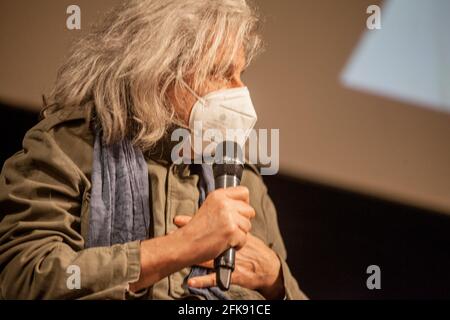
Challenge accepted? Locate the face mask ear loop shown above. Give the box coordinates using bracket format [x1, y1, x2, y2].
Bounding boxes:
[179, 78, 207, 107]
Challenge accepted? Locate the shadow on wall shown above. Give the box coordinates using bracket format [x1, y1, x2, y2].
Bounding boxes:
[1, 102, 450, 299]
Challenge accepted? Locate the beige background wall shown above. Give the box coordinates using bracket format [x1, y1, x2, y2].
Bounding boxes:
[1, 0, 449, 214]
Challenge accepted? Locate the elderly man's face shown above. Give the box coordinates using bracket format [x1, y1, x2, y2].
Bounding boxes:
[171, 48, 247, 125]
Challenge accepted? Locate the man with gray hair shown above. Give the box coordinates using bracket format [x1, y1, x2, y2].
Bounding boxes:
[0, 0, 307, 300]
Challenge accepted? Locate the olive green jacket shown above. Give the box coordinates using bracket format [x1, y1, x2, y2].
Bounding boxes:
[0, 104, 306, 300]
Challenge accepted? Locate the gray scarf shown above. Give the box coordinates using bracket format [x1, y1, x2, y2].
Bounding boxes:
[86, 132, 150, 247]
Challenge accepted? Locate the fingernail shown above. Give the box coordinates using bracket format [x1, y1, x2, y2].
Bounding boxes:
[189, 279, 196, 287]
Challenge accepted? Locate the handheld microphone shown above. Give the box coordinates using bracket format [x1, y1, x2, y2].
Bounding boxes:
[213, 141, 244, 291]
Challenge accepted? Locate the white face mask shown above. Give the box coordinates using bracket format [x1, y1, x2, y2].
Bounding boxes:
[182, 81, 258, 150]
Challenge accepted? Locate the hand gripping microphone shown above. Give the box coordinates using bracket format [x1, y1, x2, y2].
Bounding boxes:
[213, 141, 245, 291]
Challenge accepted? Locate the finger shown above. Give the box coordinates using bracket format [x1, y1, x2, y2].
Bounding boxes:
[173, 215, 192, 227]
[233, 211, 252, 234]
[195, 260, 214, 269]
[232, 201, 256, 220]
[189, 270, 242, 289]
[231, 228, 247, 250]
[223, 186, 250, 203]
[188, 273, 216, 288]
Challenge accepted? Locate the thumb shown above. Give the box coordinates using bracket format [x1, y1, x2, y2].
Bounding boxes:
[173, 215, 193, 227]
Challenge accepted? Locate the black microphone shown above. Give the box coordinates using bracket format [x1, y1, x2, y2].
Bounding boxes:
[213, 141, 244, 291]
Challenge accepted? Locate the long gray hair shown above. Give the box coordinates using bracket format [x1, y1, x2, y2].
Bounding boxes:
[44, 0, 262, 150]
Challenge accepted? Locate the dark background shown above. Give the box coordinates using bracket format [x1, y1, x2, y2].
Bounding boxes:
[2, 102, 449, 299]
